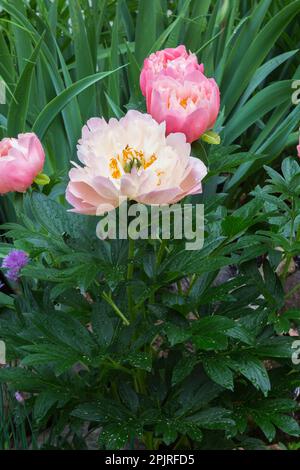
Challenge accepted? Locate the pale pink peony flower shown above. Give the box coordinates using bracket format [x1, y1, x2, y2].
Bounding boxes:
[146, 70, 220, 143]
[297, 137, 300, 158]
[0, 133, 45, 194]
[66, 111, 207, 215]
[140, 45, 203, 103]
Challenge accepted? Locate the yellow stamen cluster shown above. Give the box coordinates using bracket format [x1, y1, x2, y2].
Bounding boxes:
[179, 97, 188, 109]
[109, 158, 121, 179]
[144, 154, 157, 169]
[109, 145, 157, 179]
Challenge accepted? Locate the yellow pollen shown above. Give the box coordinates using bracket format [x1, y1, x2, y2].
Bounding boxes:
[122, 145, 135, 162]
[143, 154, 157, 169]
[109, 146, 157, 178]
[109, 158, 121, 179]
[179, 97, 188, 108]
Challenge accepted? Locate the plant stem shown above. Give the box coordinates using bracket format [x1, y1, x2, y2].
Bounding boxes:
[177, 280, 183, 295]
[149, 291, 155, 304]
[281, 197, 296, 280]
[149, 239, 168, 305]
[173, 435, 188, 450]
[144, 432, 155, 450]
[102, 291, 129, 326]
[127, 237, 135, 321]
[156, 238, 167, 267]
[187, 273, 197, 295]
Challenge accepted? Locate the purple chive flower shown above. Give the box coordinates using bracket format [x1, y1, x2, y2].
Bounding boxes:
[1, 250, 29, 282]
[15, 391, 25, 403]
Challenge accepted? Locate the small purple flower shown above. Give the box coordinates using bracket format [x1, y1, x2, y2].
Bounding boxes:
[1, 250, 29, 282]
[15, 391, 25, 403]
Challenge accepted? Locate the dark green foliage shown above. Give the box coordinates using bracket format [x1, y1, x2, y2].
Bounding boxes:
[1, 158, 300, 449]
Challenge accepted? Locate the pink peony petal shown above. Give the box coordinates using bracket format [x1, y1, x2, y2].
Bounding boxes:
[141, 48, 220, 143]
[66, 110, 208, 212]
[0, 133, 45, 194]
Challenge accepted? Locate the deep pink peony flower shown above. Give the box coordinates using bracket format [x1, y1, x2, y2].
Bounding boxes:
[140, 46, 220, 143]
[147, 71, 220, 143]
[0, 133, 45, 194]
[140, 45, 203, 100]
[297, 137, 300, 158]
[66, 111, 207, 215]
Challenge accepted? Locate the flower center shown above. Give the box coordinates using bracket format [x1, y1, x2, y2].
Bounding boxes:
[109, 145, 157, 179]
[179, 97, 188, 109]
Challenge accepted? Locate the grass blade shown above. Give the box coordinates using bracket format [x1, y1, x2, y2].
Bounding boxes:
[32, 66, 127, 140]
[7, 33, 44, 136]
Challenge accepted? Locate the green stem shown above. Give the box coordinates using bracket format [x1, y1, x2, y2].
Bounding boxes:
[106, 357, 134, 376]
[149, 239, 169, 305]
[149, 292, 155, 304]
[177, 280, 183, 295]
[187, 274, 196, 295]
[281, 200, 296, 281]
[156, 239, 167, 267]
[102, 291, 130, 326]
[173, 435, 188, 450]
[127, 237, 135, 321]
[143, 432, 155, 450]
